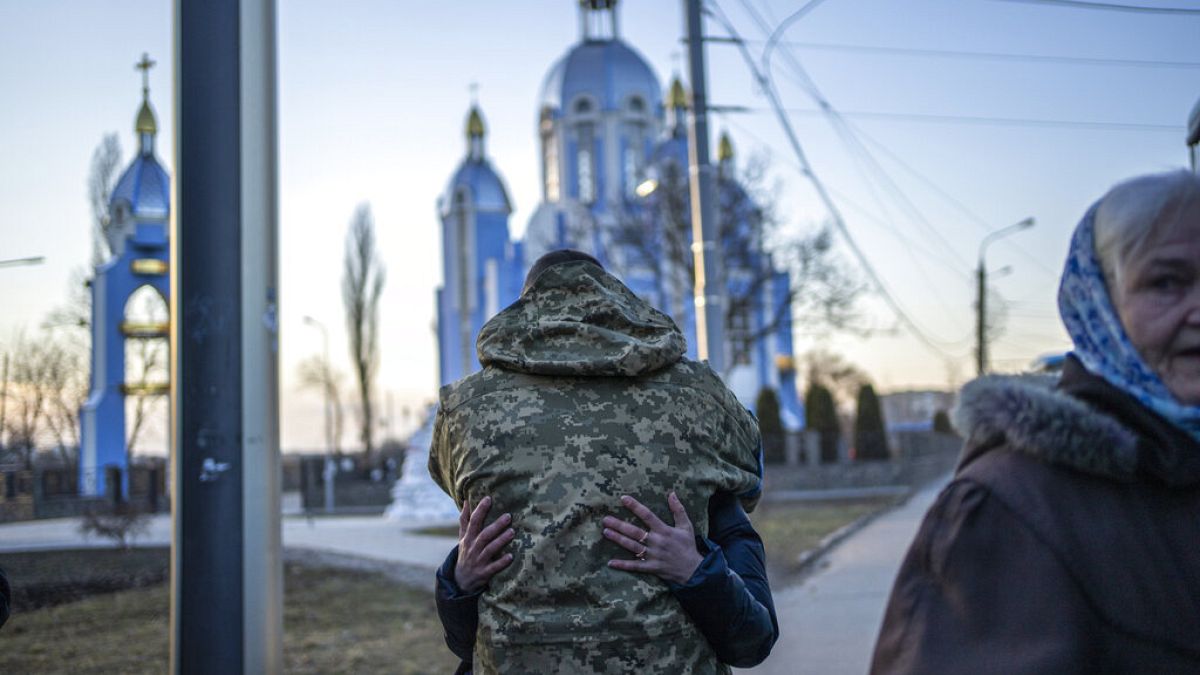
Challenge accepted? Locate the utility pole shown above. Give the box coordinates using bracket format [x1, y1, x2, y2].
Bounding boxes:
[976, 217, 1034, 376]
[975, 264, 987, 376]
[683, 0, 726, 375]
[1188, 95, 1199, 172]
[172, 1, 281, 673]
[0, 353, 8, 450]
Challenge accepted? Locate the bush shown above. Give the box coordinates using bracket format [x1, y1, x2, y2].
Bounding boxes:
[854, 383, 889, 461]
[804, 382, 840, 463]
[756, 388, 785, 465]
[932, 409, 955, 435]
[79, 503, 151, 549]
[0, 548, 168, 612]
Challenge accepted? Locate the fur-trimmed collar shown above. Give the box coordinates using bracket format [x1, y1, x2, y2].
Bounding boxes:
[953, 374, 1141, 481]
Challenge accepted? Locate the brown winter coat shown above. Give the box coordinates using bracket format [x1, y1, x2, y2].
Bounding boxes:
[871, 356, 1200, 674]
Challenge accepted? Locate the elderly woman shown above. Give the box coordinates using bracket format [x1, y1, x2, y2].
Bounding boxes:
[871, 170, 1200, 673]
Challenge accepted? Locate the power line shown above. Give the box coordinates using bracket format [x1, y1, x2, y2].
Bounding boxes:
[738, 0, 980, 279]
[990, 0, 1200, 14]
[844, 124, 1060, 279]
[734, 0, 1051, 341]
[706, 1, 968, 360]
[742, 107, 1181, 132]
[730, 0, 981, 346]
[734, 40, 1200, 69]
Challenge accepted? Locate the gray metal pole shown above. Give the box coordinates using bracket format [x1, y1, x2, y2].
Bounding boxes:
[172, 1, 281, 673]
[303, 316, 335, 514]
[683, 0, 726, 375]
[976, 263, 986, 376]
[975, 217, 1034, 377]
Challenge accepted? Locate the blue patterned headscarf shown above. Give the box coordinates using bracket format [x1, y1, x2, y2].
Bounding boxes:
[1058, 202, 1200, 443]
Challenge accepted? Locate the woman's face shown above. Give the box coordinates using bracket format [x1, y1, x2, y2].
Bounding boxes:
[1112, 201, 1200, 405]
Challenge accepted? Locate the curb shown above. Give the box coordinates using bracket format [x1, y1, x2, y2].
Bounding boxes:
[791, 492, 911, 581]
[282, 546, 435, 591]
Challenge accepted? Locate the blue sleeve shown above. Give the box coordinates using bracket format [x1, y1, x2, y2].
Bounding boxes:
[0, 566, 9, 629]
[434, 545, 481, 665]
[668, 492, 779, 667]
[738, 438, 765, 511]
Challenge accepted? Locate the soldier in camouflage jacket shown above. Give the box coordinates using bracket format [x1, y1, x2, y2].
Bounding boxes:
[429, 252, 763, 674]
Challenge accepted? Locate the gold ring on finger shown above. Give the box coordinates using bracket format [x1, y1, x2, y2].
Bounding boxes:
[638, 531, 650, 544]
[635, 547, 647, 561]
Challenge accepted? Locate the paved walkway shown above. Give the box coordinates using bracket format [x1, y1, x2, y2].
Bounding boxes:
[0, 513, 459, 571]
[742, 476, 948, 675]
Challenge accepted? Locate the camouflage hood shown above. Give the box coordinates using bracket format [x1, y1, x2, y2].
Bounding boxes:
[476, 261, 687, 377]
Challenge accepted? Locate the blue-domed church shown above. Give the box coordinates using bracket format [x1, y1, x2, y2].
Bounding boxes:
[436, 0, 803, 426]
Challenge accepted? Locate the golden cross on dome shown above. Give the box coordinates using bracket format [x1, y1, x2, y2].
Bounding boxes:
[135, 53, 156, 96]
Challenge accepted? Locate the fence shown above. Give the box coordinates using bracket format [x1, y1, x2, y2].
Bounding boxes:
[763, 430, 962, 494]
[0, 463, 168, 523]
[297, 456, 397, 514]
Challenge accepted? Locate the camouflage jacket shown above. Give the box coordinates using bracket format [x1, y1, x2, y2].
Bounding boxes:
[429, 261, 762, 674]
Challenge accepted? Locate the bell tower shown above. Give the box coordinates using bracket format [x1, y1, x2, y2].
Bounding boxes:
[79, 54, 171, 498]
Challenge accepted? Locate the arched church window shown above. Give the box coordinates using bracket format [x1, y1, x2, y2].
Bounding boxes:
[627, 96, 645, 113]
[574, 98, 593, 115]
[540, 106, 560, 202]
[727, 294, 753, 367]
[576, 122, 595, 205]
[623, 122, 646, 198]
[123, 285, 169, 455]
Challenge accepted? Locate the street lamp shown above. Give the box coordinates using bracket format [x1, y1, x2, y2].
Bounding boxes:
[302, 315, 335, 514]
[977, 217, 1035, 375]
[0, 256, 45, 269]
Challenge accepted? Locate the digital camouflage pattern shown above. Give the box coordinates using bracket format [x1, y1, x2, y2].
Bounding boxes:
[429, 261, 762, 674]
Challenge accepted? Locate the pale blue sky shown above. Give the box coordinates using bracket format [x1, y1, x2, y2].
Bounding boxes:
[1, 0, 1197, 449]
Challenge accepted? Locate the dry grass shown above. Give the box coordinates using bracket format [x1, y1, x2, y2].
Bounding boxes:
[750, 497, 898, 584]
[0, 552, 457, 674]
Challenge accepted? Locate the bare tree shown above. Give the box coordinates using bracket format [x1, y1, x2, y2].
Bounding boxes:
[802, 348, 870, 408]
[608, 153, 863, 370]
[38, 337, 87, 466]
[124, 342, 166, 458]
[296, 355, 345, 456]
[4, 334, 62, 468]
[44, 268, 93, 338]
[342, 204, 385, 461]
[0, 329, 92, 468]
[89, 134, 123, 268]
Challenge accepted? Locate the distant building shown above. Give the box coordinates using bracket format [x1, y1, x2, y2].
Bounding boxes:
[435, 0, 803, 426]
[879, 390, 955, 432]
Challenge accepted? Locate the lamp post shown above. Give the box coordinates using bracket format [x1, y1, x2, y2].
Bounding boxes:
[302, 315, 335, 514]
[977, 217, 1035, 375]
[0, 256, 45, 269]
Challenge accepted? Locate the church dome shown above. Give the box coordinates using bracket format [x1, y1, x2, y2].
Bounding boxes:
[538, 39, 662, 114]
[441, 159, 512, 216]
[135, 100, 157, 135]
[442, 104, 512, 215]
[466, 106, 486, 139]
[111, 154, 170, 219]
